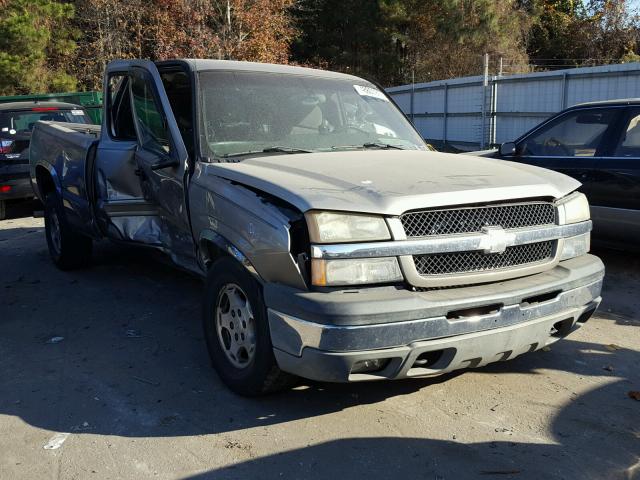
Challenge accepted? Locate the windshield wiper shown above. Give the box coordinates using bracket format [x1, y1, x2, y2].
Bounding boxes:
[262, 146, 313, 154]
[362, 142, 404, 150]
[331, 142, 404, 151]
[221, 146, 313, 158]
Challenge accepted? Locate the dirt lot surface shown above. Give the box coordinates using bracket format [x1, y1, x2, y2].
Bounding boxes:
[1, 211, 639, 480]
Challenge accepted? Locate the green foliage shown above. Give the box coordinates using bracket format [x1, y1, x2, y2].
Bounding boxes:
[293, 0, 640, 85]
[621, 50, 640, 63]
[0, 0, 77, 95]
[291, 0, 407, 84]
[292, 0, 530, 85]
[0, 0, 639, 94]
[522, 0, 640, 67]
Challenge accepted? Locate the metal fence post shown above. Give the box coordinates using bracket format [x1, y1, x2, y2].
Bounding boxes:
[410, 69, 415, 123]
[480, 53, 489, 149]
[443, 83, 448, 146]
[490, 77, 498, 146]
[561, 72, 569, 109]
[492, 57, 503, 147]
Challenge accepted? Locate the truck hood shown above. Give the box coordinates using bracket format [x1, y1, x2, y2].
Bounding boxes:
[205, 150, 580, 215]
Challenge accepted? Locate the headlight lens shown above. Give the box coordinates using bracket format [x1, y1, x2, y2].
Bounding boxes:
[559, 192, 590, 224]
[559, 232, 591, 260]
[311, 258, 403, 286]
[306, 211, 391, 243]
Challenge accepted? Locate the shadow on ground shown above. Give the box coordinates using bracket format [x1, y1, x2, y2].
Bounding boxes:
[185, 396, 640, 479]
[0, 224, 639, 479]
[1, 199, 39, 220]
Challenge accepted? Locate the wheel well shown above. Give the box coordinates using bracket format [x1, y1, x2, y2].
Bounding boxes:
[35, 166, 56, 199]
[200, 237, 261, 281]
[201, 239, 223, 269]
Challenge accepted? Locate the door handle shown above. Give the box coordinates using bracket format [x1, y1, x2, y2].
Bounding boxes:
[150, 158, 179, 170]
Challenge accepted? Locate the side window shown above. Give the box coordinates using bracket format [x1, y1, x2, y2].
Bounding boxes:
[130, 69, 171, 154]
[107, 74, 136, 140]
[519, 108, 617, 157]
[159, 69, 193, 157]
[613, 109, 640, 157]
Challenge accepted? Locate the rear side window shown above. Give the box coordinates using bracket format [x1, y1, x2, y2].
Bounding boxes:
[0, 109, 91, 135]
[613, 109, 640, 157]
[520, 108, 617, 157]
[130, 68, 171, 155]
[107, 74, 136, 141]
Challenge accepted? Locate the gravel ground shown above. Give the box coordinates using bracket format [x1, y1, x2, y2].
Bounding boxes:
[0, 210, 638, 480]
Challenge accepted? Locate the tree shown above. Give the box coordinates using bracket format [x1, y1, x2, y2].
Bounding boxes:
[291, 0, 530, 85]
[292, 0, 408, 85]
[0, 0, 77, 95]
[522, 0, 640, 68]
[73, 0, 296, 91]
[406, 0, 531, 81]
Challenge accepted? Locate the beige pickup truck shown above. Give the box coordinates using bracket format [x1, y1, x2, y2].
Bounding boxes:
[29, 59, 603, 395]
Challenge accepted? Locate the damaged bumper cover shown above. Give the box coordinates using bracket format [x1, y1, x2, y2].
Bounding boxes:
[265, 254, 604, 382]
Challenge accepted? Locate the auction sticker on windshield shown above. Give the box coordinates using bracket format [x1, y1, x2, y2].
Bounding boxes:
[353, 84, 388, 101]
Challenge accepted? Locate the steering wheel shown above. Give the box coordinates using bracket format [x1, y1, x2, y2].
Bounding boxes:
[544, 137, 571, 156]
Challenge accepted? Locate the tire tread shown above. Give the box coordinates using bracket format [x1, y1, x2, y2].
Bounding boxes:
[44, 193, 92, 270]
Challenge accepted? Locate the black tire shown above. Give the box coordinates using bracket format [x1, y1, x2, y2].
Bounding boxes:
[203, 257, 297, 396]
[44, 193, 92, 270]
[0, 200, 5, 220]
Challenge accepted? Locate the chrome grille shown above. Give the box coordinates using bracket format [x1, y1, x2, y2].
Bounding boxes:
[413, 241, 555, 276]
[401, 202, 556, 237]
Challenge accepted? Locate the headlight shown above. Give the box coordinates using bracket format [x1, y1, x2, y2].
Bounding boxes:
[311, 258, 403, 286]
[558, 192, 590, 224]
[305, 211, 391, 243]
[559, 232, 591, 260]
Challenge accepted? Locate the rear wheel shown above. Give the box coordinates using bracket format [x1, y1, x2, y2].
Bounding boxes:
[0, 200, 5, 220]
[44, 193, 92, 270]
[203, 257, 297, 396]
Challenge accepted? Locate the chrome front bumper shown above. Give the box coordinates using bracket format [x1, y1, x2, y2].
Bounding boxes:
[266, 254, 604, 382]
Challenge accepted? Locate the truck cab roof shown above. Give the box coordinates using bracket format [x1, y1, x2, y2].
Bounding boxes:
[106, 58, 365, 82]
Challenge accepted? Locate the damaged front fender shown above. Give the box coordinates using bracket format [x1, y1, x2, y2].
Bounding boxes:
[198, 230, 261, 280]
[190, 164, 309, 290]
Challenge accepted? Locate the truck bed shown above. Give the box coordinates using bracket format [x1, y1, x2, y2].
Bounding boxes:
[29, 121, 102, 231]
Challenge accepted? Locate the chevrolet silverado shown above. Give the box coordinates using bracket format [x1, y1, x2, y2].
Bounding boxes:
[29, 59, 604, 395]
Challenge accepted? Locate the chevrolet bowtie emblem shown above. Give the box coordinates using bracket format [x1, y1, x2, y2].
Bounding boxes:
[479, 226, 516, 254]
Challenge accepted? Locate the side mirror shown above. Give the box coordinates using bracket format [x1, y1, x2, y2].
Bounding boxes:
[499, 142, 516, 157]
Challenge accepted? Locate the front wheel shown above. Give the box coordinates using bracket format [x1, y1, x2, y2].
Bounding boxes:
[44, 193, 92, 270]
[202, 257, 297, 396]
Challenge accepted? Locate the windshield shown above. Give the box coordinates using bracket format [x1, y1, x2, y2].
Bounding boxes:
[198, 71, 426, 158]
[0, 108, 92, 136]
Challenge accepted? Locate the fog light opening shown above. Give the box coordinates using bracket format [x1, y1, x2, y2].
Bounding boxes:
[550, 318, 574, 337]
[351, 358, 391, 374]
[577, 307, 597, 324]
[413, 350, 445, 368]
